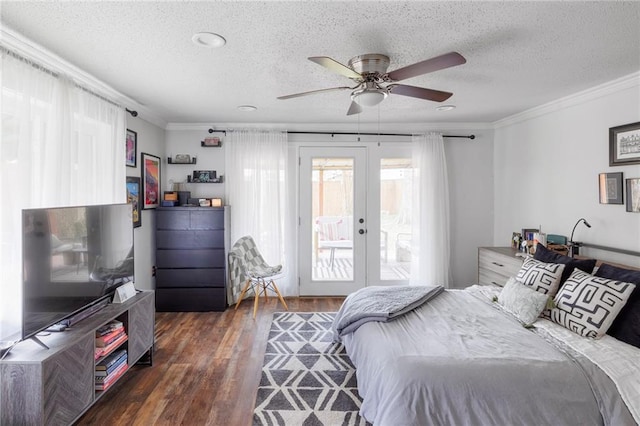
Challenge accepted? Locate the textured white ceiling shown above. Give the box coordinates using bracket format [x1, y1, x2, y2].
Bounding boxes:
[1, 1, 639, 126]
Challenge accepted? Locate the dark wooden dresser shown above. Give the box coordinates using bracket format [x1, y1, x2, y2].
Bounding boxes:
[155, 207, 227, 311]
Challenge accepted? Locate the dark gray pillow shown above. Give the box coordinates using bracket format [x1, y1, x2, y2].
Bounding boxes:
[534, 244, 597, 283]
[595, 263, 640, 348]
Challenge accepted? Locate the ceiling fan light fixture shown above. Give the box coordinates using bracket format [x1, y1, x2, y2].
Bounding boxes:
[352, 89, 387, 107]
[237, 105, 257, 112]
[191, 32, 226, 48]
[436, 105, 456, 111]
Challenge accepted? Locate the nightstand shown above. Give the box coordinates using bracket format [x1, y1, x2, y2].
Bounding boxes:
[478, 247, 524, 287]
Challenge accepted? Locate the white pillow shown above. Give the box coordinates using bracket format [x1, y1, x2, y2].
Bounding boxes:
[498, 277, 550, 326]
[516, 257, 565, 296]
[548, 269, 636, 339]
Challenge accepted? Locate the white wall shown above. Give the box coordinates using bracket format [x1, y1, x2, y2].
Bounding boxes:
[446, 128, 495, 287]
[126, 116, 166, 291]
[164, 128, 226, 201]
[164, 126, 494, 289]
[493, 74, 640, 267]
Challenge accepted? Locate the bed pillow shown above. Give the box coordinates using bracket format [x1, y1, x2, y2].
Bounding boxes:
[534, 243, 597, 283]
[595, 263, 640, 348]
[516, 257, 565, 296]
[548, 269, 636, 339]
[498, 277, 551, 326]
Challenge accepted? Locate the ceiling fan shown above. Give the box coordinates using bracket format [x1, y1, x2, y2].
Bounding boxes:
[278, 51, 466, 115]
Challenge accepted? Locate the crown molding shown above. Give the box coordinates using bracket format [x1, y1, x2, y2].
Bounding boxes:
[493, 71, 640, 129]
[1, 25, 168, 129]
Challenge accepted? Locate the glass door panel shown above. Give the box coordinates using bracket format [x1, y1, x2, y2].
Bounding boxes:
[299, 147, 366, 296]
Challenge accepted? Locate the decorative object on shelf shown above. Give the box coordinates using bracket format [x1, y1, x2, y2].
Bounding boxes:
[626, 177, 640, 212]
[126, 176, 141, 228]
[211, 198, 223, 207]
[112, 282, 137, 303]
[202, 137, 222, 147]
[598, 172, 623, 204]
[568, 218, 591, 257]
[192, 170, 216, 182]
[511, 232, 522, 250]
[126, 129, 137, 167]
[168, 154, 196, 164]
[164, 191, 178, 201]
[199, 198, 212, 207]
[141, 152, 161, 209]
[609, 121, 640, 166]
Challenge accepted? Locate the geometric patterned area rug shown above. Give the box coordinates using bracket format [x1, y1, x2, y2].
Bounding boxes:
[252, 312, 371, 426]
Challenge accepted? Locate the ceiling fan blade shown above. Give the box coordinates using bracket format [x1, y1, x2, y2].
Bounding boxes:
[309, 56, 363, 80]
[277, 86, 351, 100]
[386, 52, 466, 82]
[346, 101, 363, 116]
[388, 84, 453, 102]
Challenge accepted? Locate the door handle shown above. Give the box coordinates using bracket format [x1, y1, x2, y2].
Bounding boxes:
[359, 229, 367, 235]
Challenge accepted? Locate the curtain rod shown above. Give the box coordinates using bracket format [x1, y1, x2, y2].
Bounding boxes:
[1, 46, 138, 117]
[207, 129, 475, 139]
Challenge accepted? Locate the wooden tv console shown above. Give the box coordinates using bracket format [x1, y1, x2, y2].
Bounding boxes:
[0, 290, 154, 425]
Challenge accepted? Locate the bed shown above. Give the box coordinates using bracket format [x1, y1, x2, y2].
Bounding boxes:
[335, 247, 640, 426]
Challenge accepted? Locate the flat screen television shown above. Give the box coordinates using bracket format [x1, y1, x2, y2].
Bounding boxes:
[22, 203, 134, 341]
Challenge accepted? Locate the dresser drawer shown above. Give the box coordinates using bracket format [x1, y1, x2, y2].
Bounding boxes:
[156, 268, 226, 288]
[155, 288, 226, 312]
[156, 230, 224, 249]
[478, 247, 523, 287]
[156, 248, 225, 268]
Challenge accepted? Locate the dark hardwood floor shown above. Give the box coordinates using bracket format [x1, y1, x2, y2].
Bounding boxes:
[76, 297, 344, 426]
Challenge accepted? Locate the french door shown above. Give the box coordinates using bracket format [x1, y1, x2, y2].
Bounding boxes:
[299, 144, 413, 296]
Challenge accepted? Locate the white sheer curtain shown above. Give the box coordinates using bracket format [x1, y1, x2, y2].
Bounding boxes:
[0, 51, 126, 342]
[410, 132, 451, 287]
[224, 129, 295, 301]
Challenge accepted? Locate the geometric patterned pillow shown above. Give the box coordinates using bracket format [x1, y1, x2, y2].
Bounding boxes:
[549, 269, 636, 339]
[516, 257, 565, 297]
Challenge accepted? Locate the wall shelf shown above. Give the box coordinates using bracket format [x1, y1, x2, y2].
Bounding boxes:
[168, 157, 197, 165]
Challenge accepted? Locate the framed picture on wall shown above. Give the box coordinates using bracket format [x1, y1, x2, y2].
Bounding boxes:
[609, 121, 640, 166]
[626, 178, 640, 213]
[126, 176, 142, 228]
[141, 152, 161, 209]
[598, 172, 623, 204]
[126, 129, 137, 167]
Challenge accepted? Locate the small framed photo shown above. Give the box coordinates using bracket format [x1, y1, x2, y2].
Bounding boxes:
[598, 172, 623, 204]
[201, 137, 222, 147]
[126, 129, 137, 167]
[609, 121, 640, 166]
[141, 152, 161, 209]
[626, 178, 640, 213]
[126, 176, 142, 228]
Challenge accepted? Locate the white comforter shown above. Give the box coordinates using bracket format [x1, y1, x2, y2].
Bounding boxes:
[342, 286, 639, 426]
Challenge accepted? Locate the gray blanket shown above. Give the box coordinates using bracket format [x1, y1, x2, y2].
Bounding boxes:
[331, 285, 444, 341]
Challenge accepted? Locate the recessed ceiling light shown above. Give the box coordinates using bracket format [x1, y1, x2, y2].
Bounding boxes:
[237, 105, 257, 112]
[191, 32, 226, 48]
[436, 105, 456, 111]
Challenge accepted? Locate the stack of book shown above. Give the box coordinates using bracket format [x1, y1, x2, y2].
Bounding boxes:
[94, 320, 128, 360]
[95, 348, 128, 391]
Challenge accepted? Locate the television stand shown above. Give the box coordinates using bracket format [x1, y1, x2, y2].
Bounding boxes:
[0, 290, 155, 425]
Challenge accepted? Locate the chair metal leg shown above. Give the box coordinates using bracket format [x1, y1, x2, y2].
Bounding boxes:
[270, 280, 288, 311]
[235, 279, 253, 310]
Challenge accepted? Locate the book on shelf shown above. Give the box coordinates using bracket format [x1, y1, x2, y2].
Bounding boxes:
[95, 361, 128, 391]
[96, 328, 126, 347]
[96, 320, 124, 336]
[95, 352, 127, 377]
[96, 347, 127, 370]
[94, 333, 128, 359]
